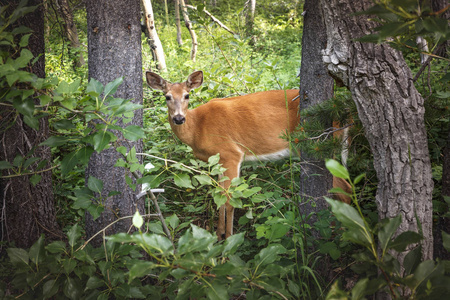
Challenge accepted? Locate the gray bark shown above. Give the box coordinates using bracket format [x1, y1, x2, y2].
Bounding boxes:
[319, 0, 434, 266]
[298, 0, 334, 220]
[0, 0, 62, 248]
[85, 0, 144, 246]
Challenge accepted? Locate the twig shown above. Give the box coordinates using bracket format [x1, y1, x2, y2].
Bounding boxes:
[308, 123, 354, 141]
[77, 213, 159, 251]
[185, 4, 235, 35]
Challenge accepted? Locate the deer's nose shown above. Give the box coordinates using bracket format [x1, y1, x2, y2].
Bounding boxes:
[173, 115, 185, 125]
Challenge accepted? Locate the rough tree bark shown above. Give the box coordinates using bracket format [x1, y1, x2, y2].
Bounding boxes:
[298, 0, 334, 223]
[85, 0, 144, 246]
[142, 0, 167, 71]
[57, 0, 85, 68]
[0, 0, 62, 248]
[298, 0, 335, 282]
[319, 0, 434, 268]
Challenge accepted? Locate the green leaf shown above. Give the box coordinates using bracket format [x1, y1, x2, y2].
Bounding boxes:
[206, 281, 228, 300]
[103, 77, 123, 98]
[43, 279, 59, 299]
[123, 125, 145, 141]
[19, 33, 31, 47]
[40, 136, 70, 147]
[351, 278, 369, 300]
[404, 246, 422, 276]
[326, 159, 350, 180]
[13, 97, 34, 117]
[61, 151, 78, 175]
[67, 224, 81, 248]
[7, 248, 29, 267]
[93, 130, 111, 152]
[194, 174, 212, 186]
[63, 277, 82, 300]
[0, 161, 13, 170]
[86, 78, 103, 97]
[222, 232, 244, 256]
[128, 261, 156, 282]
[255, 244, 286, 266]
[378, 215, 401, 255]
[87, 176, 103, 194]
[443, 231, 450, 252]
[86, 276, 104, 290]
[213, 191, 227, 207]
[29, 174, 41, 186]
[46, 241, 66, 254]
[325, 198, 372, 247]
[29, 235, 45, 265]
[132, 210, 144, 229]
[14, 48, 33, 69]
[208, 153, 220, 166]
[173, 173, 194, 189]
[388, 231, 422, 252]
[53, 120, 75, 130]
[167, 214, 180, 230]
[242, 187, 261, 198]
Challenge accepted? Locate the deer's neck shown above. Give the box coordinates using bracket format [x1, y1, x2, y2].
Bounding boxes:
[169, 110, 196, 147]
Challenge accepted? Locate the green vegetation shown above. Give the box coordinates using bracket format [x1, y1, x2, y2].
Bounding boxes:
[1, 0, 449, 299]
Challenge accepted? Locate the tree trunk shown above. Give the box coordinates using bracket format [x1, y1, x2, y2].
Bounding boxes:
[57, 0, 85, 68]
[179, 0, 198, 61]
[85, 0, 144, 246]
[298, 0, 334, 223]
[245, 0, 256, 43]
[142, 0, 167, 71]
[319, 0, 434, 270]
[298, 0, 335, 283]
[0, 0, 62, 248]
[175, 0, 183, 45]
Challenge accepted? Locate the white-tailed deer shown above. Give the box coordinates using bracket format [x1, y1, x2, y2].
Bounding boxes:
[146, 70, 351, 239]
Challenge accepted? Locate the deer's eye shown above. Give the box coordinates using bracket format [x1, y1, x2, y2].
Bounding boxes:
[165, 95, 172, 101]
[184, 94, 190, 100]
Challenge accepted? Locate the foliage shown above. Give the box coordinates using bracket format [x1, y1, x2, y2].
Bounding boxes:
[2, 0, 450, 299]
[357, 0, 450, 57]
[325, 160, 450, 299]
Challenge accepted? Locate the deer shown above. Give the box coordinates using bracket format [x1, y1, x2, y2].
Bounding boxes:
[146, 70, 351, 239]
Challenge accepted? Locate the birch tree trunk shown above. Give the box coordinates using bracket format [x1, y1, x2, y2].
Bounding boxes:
[318, 0, 434, 269]
[142, 0, 167, 71]
[179, 0, 198, 61]
[85, 0, 144, 246]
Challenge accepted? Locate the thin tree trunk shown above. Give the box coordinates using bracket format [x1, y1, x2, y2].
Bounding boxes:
[179, 0, 197, 61]
[85, 0, 144, 246]
[245, 0, 256, 43]
[175, 0, 183, 45]
[57, 0, 85, 68]
[299, 0, 334, 224]
[298, 0, 335, 283]
[1, 0, 62, 248]
[319, 0, 434, 272]
[142, 0, 167, 72]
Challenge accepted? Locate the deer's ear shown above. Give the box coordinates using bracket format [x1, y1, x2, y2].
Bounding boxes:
[146, 71, 168, 91]
[186, 70, 203, 90]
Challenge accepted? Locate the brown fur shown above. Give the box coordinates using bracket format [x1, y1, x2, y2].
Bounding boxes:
[146, 71, 351, 239]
